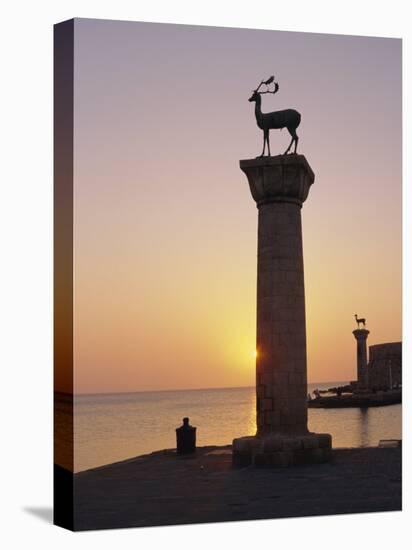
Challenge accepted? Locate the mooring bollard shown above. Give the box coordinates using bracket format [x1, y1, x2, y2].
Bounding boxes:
[176, 417, 196, 454]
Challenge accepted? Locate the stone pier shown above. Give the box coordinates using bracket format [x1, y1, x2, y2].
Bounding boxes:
[353, 329, 370, 392]
[232, 155, 332, 467]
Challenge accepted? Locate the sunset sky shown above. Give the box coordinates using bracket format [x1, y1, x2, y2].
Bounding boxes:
[71, 18, 401, 394]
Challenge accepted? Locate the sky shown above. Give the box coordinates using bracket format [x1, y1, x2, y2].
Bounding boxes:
[70, 18, 401, 394]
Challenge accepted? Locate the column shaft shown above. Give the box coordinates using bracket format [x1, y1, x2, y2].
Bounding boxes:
[353, 329, 370, 391]
[256, 202, 307, 435]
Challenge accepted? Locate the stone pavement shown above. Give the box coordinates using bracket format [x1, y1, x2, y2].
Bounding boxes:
[73, 445, 401, 530]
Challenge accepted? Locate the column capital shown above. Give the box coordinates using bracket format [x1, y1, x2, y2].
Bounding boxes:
[353, 329, 370, 340]
[239, 154, 315, 207]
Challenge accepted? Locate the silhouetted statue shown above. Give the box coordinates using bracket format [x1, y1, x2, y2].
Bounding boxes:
[248, 76, 301, 157]
[354, 314, 366, 328]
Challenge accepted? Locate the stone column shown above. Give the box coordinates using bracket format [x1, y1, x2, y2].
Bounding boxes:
[353, 329, 370, 392]
[232, 155, 332, 467]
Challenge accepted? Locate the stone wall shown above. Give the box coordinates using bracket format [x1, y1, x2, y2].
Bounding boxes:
[368, 342, 402, 390]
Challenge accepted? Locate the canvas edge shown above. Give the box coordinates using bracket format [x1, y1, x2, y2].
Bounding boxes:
[53, 17, 75, 531]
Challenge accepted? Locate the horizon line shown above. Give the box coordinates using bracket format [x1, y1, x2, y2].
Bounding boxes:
[56, 379, 351, 398]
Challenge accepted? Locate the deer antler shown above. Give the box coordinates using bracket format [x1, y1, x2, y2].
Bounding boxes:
[254, 76, 279, 95]
[260, 82, 279, 95]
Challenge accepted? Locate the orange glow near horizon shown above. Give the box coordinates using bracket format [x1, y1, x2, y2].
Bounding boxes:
[67, 20, 401, 395]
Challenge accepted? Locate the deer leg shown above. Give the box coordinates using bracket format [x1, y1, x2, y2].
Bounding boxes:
[293, 133, 299, 154]
[259, 131, 266, 157]
[263, 129, 269, 156]
[284, 127, 297, 155]
[284, 137, 293, 155]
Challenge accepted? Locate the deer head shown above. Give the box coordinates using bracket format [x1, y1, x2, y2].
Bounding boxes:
[248, 76, 279, 102]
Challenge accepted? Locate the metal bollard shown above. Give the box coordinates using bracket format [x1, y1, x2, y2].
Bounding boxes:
[176, 417, 196, 454]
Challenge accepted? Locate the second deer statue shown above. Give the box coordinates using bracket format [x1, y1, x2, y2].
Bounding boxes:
[249, 76, 301, 157]
[354, 314, 366, 328]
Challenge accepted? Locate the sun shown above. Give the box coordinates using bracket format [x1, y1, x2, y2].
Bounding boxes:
[253, 350, 258, 358]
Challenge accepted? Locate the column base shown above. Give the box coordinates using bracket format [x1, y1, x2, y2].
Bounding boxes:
[232, 433, 332, 468]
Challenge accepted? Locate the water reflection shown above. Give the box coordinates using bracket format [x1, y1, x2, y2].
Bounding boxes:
[359, 408, 369, 447]
[308, 403, 401, 449]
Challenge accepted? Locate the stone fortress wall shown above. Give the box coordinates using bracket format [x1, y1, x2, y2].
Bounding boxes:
[368, 342, 402, 390]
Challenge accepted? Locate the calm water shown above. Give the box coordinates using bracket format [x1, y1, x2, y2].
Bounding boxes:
[72, 382, 401, 472]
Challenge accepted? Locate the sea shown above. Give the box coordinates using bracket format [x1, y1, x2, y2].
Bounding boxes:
[70, 382, 402, 472]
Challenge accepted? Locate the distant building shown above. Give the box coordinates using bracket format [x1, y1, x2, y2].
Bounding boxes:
[368, 342, 402, 390]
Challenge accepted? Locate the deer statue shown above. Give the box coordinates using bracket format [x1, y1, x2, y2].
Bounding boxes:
[354, 314, 366, 328]
[248, 76, 301, 157]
